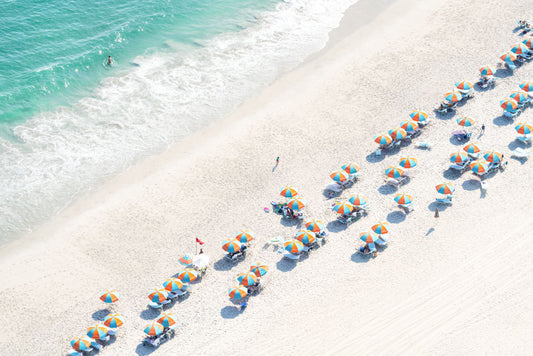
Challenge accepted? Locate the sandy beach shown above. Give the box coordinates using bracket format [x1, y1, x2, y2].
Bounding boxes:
[1, 0, 532, 355]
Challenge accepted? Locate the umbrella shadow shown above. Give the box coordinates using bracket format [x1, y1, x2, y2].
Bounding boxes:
[386, 211, 406, 224]
[326, 220, 347, 233]
[494, 68, 514, 79]
[213, 257, 241, 271]
[350, 251, 373, 263]
[493, 115, 514, 127]
[322, 189, 341, 199]
[276, 258, 297, 272]
[220, 305, 242, 319]
[449, 135, 469, 146]
[442, 168, 464, 180]
[428, 200, 451, 212]
[434, 109, 456, 120]
[462, 179, 480, 191]
[140, 308, 161, 320]
[378, 184, 397, 195]
[366, 151, 386, 163]
[135, 344, 157, 356]
[92, 309, 111, 321]
[473, 82, 495, 92]
[279, 216, 302, 228]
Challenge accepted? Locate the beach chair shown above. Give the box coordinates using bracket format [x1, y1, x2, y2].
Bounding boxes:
[386, 175, 408, 187]
[91, 341, 103, 351]
[415, 142, 431, 149]
[505, 61, 517, 70]
[224, 250, 246, 262]
[511, 147, 531, 158]
[148, 301, 164, 309]
[504, 110, 520, 119]
[480, 180, 488, 192]
[283, 252, 300, 260]
[325, 182, 343, 193]
[107, 329, 117, 336]
[399, 202, 413, 213]
[358, 244, 378, 257]
[452, 129, 471, 142]
[449, 162, 469, 172]
[478, 76, 496, 88]
[516, 135, 532, 144]
[143, 336, 161, 347]
[168, 289, 189, 300]
[467, 152, 480, 160]
[349, 172, 361, 182]
[375, 235, 389, 246]
[67, 350, 82, 356]
[436, 195, 453, 204]
[519, 53, 532, 61]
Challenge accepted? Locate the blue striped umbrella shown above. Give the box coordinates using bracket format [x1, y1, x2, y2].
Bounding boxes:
[144, 322, 164, 336]
[103, 313, 124, 328]
[511, 42, 530, 55]
[409, 110, 428, 122]
[348, 194, 367, 206]
[332, 201, 353, 214]
[456, 116, 475, 127]
[280, 185, 298, 198]
[399, 156, 417, 169]
[71, 337, 93, 352]
[455, 80, 474, 91]
[295, 230, 316, 245]
[234, 229, 255, 243]
[394, 192, 413, 206]
[222, 239, 241, 253]
[519, 81, 533, 93]
[374, 134, 393, 146]
[228, 285, 248, 300]
[87, 324, 108, 340]
[305, 219, 325, 233]
[435, 182, 455, 195]
[515, 122, 532, 135]
[400, 120, 419, 133]
[287, 197, 306, 211]
[148, 288, 168, 303]
[509, 91, 529, 104]
[444, 90, 462, 103]
[462, 142, 481, 154]
[450, 151, 469, 164]
[479, 65, 495, 76]
[360, 231, 379, 243]
[500, 52, 516, 62]
[330, 170, 349, 182]
[500, 98, 519, 112]
[388, 127, 408, 140]
[157, 312, 178, 328]
[237, 272, 258, 287]
[249, 263, 269, 277]
[470, 160, 489, 174]
[483, 150, 502, 163]
[371, 221, 389, 235]
[341, 162, 360, 175]
[385, 166, 404, 178]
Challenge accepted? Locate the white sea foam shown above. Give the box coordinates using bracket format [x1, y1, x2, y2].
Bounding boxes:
[0, 0, 357, 241]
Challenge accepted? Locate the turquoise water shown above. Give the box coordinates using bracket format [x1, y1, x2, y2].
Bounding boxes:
[0, 0, 277, 125]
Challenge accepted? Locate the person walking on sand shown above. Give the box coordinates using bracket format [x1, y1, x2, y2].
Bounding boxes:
[481, 124, 485, 134]
[276, 156, 279, 165]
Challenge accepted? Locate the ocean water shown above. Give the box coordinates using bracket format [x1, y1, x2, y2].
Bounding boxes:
[0, 0, 357, 242]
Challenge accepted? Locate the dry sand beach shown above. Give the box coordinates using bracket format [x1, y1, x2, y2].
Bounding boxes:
[1, 0, 533, 355]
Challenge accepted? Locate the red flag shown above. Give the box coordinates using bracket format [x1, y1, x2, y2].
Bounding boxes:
[196, 238, 204, 245]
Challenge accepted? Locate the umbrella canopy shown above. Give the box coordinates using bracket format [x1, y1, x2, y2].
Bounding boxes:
[177, 268, 198, 283]
[234, 229, 255, 243]
[237, 272, 258, 287]
[332, 201, 354, 215]
[280, 185, 298, 198]
[449, 151, 469, 164]
[456, 116, 475, 127]
[470, 160, 490, 174]
[144, 322, 164, 336]
[500, 98, 519, 111]
[163, 277, 185, 293]
[385, 166, 405, 178]
[394, 192, 413, 206]
[483, 150, 503, 163]
[500, 52, 516, 62]
[515, 122, 533, 135]
[374, 134, 393, 146]
[295, 230, 316, 245]
[462, 142, 481, 154]
[104, 313, 124, 328]
[148, 288, 168, 303]
[87, 324, 108, 340]
[305, 219, 325, 232]
[511, 42, 530, 55]
[99, 290, 119, 304]
[284, 239, 304, 254]
[157, 312, 178, 328]
[509, 90, 529, 104]
[409, 110, 428, 122]
[330, 170, 350, 182]
[519, 81, 533, 93]
[435, 182, 455, 195]
[71, 337, 93, 351]
[522, 37, 533, 49]
[455, 80, 474, 91]
[400, 120, 419, 133]
[342, 162, 360, 175]
[371, 221, 389, 235]
[479, 65, 495, 76]
[444, 90, 462, 103]
[287, 197, 306, 211]
[388, 127, 408, 140]
[249, 263, 269, 277]
[348, 194, 367, 206]
[228, 285, 248, 300]
[178, 254, 193, 266]
[222, 239, 241, 253]
[360, 231, 379, 244]
[398, 156, 417, 169]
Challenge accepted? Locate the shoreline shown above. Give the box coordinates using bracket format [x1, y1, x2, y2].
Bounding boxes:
[2, 0, 533, 355]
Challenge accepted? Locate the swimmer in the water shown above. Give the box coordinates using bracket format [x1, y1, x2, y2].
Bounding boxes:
[107, 56, 112, 65]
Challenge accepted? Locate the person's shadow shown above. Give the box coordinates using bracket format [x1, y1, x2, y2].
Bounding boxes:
[272, 163, 279, 172]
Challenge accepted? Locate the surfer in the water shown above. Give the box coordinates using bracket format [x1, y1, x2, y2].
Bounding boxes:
[107, 56, 113, 65]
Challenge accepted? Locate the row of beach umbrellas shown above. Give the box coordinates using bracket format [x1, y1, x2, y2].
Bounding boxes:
[228, 263, 269, 300]
[500, 38, 533, 64]
[330, 162, 360, 182]
[500, 81, 533, 112]
[143, 312, 179, 337]
[70, 313, 124, 351]
[375, 110, 427, 146]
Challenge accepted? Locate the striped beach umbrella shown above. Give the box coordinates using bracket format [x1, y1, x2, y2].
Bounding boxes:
[342, 162, 360, 175]
[509, 91, 529, 104]
[511, 42, 530, 55]
[100, 290, 119, 304]
[157, 312, 178, 328]
[519, 81, 533, 93]
[500, 52, 516, 62]
[479, 65, 495, 76]
[148, 288, 168, 303]
[305, 219, 325, 233]
[360, 231, 378, 244]
[388, 127, 408, 140]
[237, 272, 258, 287]
[144, 322, 164, 336]
[400, 120, 419, 133]
[104, 313, 124, 328]
[374, 134, 393, 146]
[280, 185, 298, 198]
[470, 160, 489, 174]
[500, 98, 518, 111]
[163, 277, 185, 293]
[455, 80, 474, 91]
[522, 37, 533, 49]
[444, 90, 462, 103]
[385, 166, 404, 178]
[178, 254, 193, 266]
[330, 169, 349, 182]
[371, 221, 389, 235]
[87, 324, 108, 340]
[462, 142, 481, 154]
[235, 229, 255, 243]
[249, 263, 269, 277]
[295, 230, 316, 245]
[456, 116, 475, 127]
[222, 239, 241, 253]
[284, 239, 304, 254]
[435, 182, 455, 195]
[287, 197, 306, 211]
[70, 337, 93, 352]
[515, 122, 533, 135]
[348, 194, 367, 207]
[399, 156, 417, 169]
[228, 285, 248, 300]
[483, 150, 503, 163]
[332, 201, 354, 215]
[394, 192, 413, 206]
[409, 110, 428, 122]
[449, 151, 469, 164]
[177, 268, 198, 283]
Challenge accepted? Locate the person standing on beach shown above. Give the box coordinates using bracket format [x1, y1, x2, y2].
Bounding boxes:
[481, 124, 485, 135]
[276, 156, 279, 165]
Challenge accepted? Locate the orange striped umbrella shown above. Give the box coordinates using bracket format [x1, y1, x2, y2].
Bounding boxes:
[371, 221, 389, 235]
[388, 127, 408, 140]
[157, 312, 178, 328]
[342, 162, 360, 175]
[360, 231, 379, 244]
[234, 229, 254, 243]
[522, 37, 533, 49]
[332, 201, 353, 215]
[305, 219, 325, 232]
[470, 160, 489, 174]
[462, 142, 481, 154]
[409, 110, 428, 122]
[450, 151, 469, 164]
[70, 337, 93, 352]
[394, 192, 413, 206]
[483, 150, 502, 163]
[280, 185, 298, 198]
[348, 194, 367, 206]
[500, 98, 518, 111]
[435, 182, 455, 195]
[222, 239, 241, 253]
[455, 80, 474, 91]
[163, 277, 185, 293]
[237, 272, 258, 287]
[228, 285, 248, 300]
[249, 263, 269, 277]
[374, 134, 393, 145]
[104, 313, 124, 328]
[385, 166, 404, 178]
[284, 239, 304, 254]
[144, 322, 164, 336]
[148, 288, 168, 303]
[479, 65, 495, 76]
[100, 290, 119, 304]
[400, 120, 419, 133]
[287, 197, 306, 211]
[444, 90, 462, 103]
[457, 116, 475, 127]
[87, 324, 108, 340]
[511, 42, 530, 55]
[295, 230, 316, 245]
[519, 81, 533, 93]
[399, 156, 417, 169]
[330, 169, 349, 182]
[500, 52, 517, 62]
[515, 122, 532, 135]
[177, 268, 198, 283]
